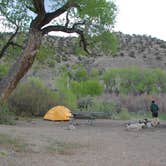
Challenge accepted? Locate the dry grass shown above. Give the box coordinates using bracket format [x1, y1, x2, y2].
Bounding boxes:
[1, 119, 166, 166]
[46, 139, 86, 155]
[0, 133, 28, 154]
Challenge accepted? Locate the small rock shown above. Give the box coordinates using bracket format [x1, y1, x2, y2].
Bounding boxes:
[66, 124, 76, 130]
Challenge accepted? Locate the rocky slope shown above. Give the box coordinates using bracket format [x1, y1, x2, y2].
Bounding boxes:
[42, 32, 166, 70]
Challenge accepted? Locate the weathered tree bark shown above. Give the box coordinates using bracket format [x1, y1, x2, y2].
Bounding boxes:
[0, 28, 42, 102]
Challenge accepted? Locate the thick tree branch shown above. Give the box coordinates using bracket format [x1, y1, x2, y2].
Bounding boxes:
[65, 10, 70, 27]
[32, 0, 45, 16]
[41, 25, 72, 35]
[76, 29, 89, 54]
[39, 1, 79, 28]
[72, 21, 86, 29]
[30, 0, 46, 29]
[25, 5, 37, 14]
[42, 25, 89, 54]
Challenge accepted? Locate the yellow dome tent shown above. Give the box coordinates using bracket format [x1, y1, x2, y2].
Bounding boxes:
[44, 106, 72, 121]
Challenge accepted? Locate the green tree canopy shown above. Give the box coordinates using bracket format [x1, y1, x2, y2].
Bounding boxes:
[0, 0, 118, 101]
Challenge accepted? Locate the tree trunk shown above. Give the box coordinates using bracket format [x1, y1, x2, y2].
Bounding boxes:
[0, 28, 42, 102]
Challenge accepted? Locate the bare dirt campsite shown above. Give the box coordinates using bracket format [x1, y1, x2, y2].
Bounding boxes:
[0, 119, 166, 166]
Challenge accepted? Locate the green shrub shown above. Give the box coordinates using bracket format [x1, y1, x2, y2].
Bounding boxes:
[36, 46, 55, 64]
[83, 80, 103, 96]
[1, 33, 24, 61]
[90, 68, 99, 78]
[68, 67, 88, 82]
[102, 67, 166, 94]
[91, 32, 118, 54]
[116, 107, 131, 120]
[0, 103, 16, 125]
[71, 79, 103, 97]
[47, 59, 56, 67]
[9, 77, 60, 116]
[55, 76, 77, 109]
[75, 68, 87, 81]
[59, 89, 77, 110]
[91, 100, 115, 113]
[74, 44, 87, 56]
[77, 96, 93, 111]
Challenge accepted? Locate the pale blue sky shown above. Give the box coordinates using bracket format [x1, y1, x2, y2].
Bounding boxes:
[114, 0, 166, 41]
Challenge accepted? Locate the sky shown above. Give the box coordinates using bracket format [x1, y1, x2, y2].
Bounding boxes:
[114, 0, 166, 41]
[1, 0, 166, 41]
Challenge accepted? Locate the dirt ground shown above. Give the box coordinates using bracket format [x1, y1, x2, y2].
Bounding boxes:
[0, 119, 166, 166]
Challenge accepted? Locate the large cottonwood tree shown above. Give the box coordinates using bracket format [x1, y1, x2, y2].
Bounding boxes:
[0, 0, 117, 101]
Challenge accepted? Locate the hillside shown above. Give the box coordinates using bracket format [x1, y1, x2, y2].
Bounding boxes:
[41, 32, 166, 70]
[1, 32, 166, 87]
[93, 32, 166, 70]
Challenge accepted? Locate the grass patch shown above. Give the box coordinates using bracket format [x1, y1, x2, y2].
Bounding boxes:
[129, 112, 166, 121]
[46, 140, 85, 155]
[113, 111, 166, 121]
[112, 109, 152, 120]
[0, 150, 8, 156]
[129, 112, 152, 119]
[159, 113, 166, 120]
[0, 133, 28, 152]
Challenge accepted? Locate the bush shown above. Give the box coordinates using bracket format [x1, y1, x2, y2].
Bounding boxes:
[47, 59, 56, 68]
[102, 67, 166, 94]
[36, 46, 55, 64]
[100, 94, 166, 114]
[117, 107, 131, 120]
[74, 67, 87, 81]
[77, 96, 93, 111]
[91, 100, 115, 113]
[9, 77, 61, 116]
[55, 76, 77, 109]
[68, 66, 88, 82]
[117, 94, 149, 113]
[90, 68, 99, 78]
[0, 103, 16, 125]
[83, 80, 103, 96]
[71, 79, 103, 97]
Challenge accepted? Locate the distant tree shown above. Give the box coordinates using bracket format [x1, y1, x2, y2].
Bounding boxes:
[0, 27, 19, 58]
[0, 0, 117, 102]
[0, 1, 31, 58]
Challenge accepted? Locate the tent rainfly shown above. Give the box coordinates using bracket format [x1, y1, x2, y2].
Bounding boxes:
[44, 106, 72, 121]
